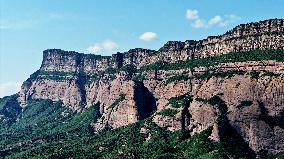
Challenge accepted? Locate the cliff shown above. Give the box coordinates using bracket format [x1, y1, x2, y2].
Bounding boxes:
[16, 19, 284, 157]
[38, 19, 284, 73]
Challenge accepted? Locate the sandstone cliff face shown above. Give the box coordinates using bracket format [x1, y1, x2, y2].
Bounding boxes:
[19, 19, 284, 109]
[194, 75, 284, 155]
[90, 78, 156, 131]
[150, 74, 284, 155]
[19, 78, 83, 110]
[17, 19, 284, 157]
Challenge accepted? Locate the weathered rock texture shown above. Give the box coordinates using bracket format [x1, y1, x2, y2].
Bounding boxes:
[39, 19, 284, 73]
[17, 19, 284, 157]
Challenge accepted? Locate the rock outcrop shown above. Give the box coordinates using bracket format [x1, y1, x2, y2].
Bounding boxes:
[17, 19, 284, 157]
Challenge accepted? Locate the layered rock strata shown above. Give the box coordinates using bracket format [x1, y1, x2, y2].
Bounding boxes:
[16, 19, 284, 156]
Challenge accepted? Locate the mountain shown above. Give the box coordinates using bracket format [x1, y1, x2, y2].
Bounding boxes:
[1, 19, 284, 159]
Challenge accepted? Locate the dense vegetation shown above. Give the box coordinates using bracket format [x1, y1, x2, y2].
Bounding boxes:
[4, 96, 281, 158]
[0, 96, 283, 158]
[0, 99, 100, 158]
[0, 94, 21, 125]
[0, 97, 250, 159]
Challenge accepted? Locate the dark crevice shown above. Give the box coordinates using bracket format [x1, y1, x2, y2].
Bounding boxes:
[74, 54, 87, 107]
[218, 121, 256, 159]
[76, 68, 87, 107]
[115, 53, 124, 68]
[258, 101, 284, 129]
[93, 102, 102, 119]
[134, 81, 157, 120]
[181, 95, 192, 134]
[154, 69, 158, 80]
[76, 73, 87, 107]
[183, 70, 194, 135]
[213, 96, 256, 159]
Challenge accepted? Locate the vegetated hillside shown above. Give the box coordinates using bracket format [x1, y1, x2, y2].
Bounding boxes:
[0, 97, 283, 159]
[0, 98, 259, 159]
[1, 19, 284, 159]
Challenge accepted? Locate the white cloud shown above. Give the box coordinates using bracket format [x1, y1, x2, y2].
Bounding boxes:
[186, 9, 199, 20]
[87, 39, 119, 54]
[208, 15, 223, 25]
[139, 32, 157, 41]
[186, 9, 240, 29]
[192, 19, 207, 28]
[0, 82, 22, 98]
[227, 14, 239, 21]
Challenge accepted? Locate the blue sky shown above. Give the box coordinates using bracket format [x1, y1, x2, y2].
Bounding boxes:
[0, 0, 283, 97]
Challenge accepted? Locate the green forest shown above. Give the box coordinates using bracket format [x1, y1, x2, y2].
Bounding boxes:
[0, 96, 283, 159]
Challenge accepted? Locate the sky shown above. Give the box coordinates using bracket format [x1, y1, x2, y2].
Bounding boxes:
[0, 0, 283, 97]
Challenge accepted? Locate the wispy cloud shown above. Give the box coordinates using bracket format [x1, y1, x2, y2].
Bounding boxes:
[208, 15, 223, 25]
[0, 13, 79, 30]
[48, 13, 79, 21]
[186, 9, 199, 20]
[0, 82, 22, 98]
[139, 32, 158, 41]
[186, 9, 240, 29]
[86, 39, 119, 54]
[0, 19, 37, 30]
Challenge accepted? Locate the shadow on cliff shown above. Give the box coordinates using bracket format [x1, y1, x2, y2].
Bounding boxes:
[134, 81, 157, 120]
[258, 101, 284, 129]
[181, 95, 192, 134]
[214, 96, 256, 158]
[75, 72, 87, 106]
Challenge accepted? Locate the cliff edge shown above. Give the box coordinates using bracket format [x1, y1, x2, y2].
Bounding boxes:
[16, 19, 284, 157]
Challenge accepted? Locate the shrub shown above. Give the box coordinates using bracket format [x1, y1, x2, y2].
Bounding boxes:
[196, 97, 207, 103]
[132, 73, 146, 82]
[196, 95, 227, 123]
[108, 93, 126, 109]
[120, 64, 137, 74]
[168, 94, 192, 108]
[272, 151, 284, 159]
[156, 108, 178, 117]
[104, 67, 117, 74]
[166, 74, 191, 84]
[261, 71, 279, 77]
[195, 70, 245, 79]
[196, 95, 224, 106]
[139, 61, 167, 72]
[250, 70, 260, 79]
[237, 101, 253, 109]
